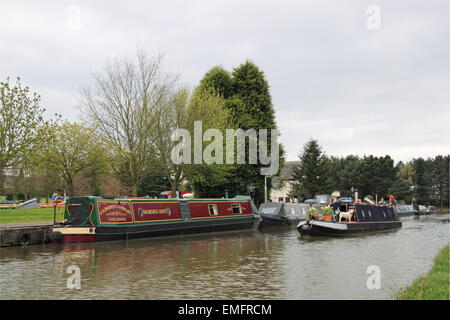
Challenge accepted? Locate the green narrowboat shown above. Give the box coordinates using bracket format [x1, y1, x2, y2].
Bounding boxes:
[50, 196, 258, 243]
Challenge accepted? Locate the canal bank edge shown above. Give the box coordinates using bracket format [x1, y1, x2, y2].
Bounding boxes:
[0, 223, 53, 247]
[396, 244, 450, 300]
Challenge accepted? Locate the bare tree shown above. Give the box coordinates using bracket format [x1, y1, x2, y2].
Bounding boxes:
[81, 51, 177, 196]
[152, 86, 190, 194]
[99, 176, 130, 198]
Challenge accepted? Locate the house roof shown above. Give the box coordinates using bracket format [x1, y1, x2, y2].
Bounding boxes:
[275, 160, 300, 181]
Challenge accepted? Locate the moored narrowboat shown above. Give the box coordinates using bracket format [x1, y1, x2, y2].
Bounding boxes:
[394, 204, 419, 216]
[426, 206, 436, 214]
[258, 202, 309, 226]
[50, 196, 258, 243]
[394, 204, 435, 216]
[297, 202, 402, 237]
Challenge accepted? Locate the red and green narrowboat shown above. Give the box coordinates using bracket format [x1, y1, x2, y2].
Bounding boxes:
[50, 196, 258, 243]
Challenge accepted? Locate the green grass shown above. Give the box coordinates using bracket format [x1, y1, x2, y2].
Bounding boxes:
[0, 207, 65, 223]
[396, 244, 450, 300]
[0, 197, 50, 203]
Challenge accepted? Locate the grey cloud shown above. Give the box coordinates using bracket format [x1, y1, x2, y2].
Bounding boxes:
[0, 0, 448, 163]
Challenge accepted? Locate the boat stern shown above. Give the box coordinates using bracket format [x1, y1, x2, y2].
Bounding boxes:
[50, 227, 96, 243]
[297, 220, 312, 235]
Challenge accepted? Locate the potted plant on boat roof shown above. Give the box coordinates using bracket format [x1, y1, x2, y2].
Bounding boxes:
[322, 205, 333, 222]
[307, 206, 317, 220]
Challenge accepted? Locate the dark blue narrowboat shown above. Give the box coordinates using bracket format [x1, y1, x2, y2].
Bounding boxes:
[297, 202, 402, 237]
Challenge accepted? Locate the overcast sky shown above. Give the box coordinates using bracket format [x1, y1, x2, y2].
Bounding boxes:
[1, 0, 448, 163]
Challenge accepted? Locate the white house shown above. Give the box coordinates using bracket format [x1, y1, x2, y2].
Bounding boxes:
[270, 161, 300, 203]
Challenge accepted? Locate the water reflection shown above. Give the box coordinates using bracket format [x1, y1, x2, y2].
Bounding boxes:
[0, 214, 448, 300]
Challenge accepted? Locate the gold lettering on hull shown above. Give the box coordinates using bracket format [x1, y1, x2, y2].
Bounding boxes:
[97, 202, 133, 224]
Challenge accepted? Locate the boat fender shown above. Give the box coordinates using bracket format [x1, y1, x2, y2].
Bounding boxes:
[300, 224, 311, 233]
[49, 231, 63, 241]
[19, 233, 30, 245]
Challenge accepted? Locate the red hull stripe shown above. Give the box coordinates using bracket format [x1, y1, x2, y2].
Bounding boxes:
[57, 235, 95, 243]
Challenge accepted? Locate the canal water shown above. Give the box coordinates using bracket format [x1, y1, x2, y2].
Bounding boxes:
[1, 213, 449, 300]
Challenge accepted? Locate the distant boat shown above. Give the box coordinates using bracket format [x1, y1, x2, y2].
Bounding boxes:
[258, 202, 309, 226]
[394, 204, 419, 216]
[395, 204, 436, 216]
[427, 206, 437, 214]
[297, 202, 402, 237]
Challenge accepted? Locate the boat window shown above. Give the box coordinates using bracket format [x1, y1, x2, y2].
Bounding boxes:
[231, 204, 242, 214]
[261, 207, 277, 214]
[208, 204, 218, 216]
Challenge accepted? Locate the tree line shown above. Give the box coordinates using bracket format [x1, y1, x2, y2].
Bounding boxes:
[0, 50, 281, 205]
[2, 50, 446, 207]
[290, 139, 449, 207]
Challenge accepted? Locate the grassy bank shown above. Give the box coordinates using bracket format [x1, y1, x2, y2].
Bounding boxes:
[396, 244, 450, 300]
[0, 196, 51, 203]
[0, 207, 64, 223]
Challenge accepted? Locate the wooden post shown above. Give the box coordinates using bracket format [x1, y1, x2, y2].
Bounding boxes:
[53, 201, 56, 225]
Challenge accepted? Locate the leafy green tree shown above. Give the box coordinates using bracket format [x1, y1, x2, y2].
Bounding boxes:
[399, 156, 449, 207]
[0, 77, 49, 195]
[36, 121, 109, 196]
[291, 139, 332, 201]
[228, 61, 283, 204]
[152, 86, 191, 194]
[184, 87, 232, 198]
[389, 178, 413, 202]
[229, 61, 277, 132]
[397, 162, 415, 181]
[433, 155, 449, 208]
[138, 165, 172, 197]
[328, 155, 361, 196]
[196, 66, 234, 99]
[157, 61, 284, 203]
[355, 155, 396, 199]
[180, 66, 236, 198]
[412, 157, 431, 204]
[176, 66, 232, 198]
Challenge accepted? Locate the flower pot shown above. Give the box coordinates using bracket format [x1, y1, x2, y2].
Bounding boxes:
[323, 214, 333, 222]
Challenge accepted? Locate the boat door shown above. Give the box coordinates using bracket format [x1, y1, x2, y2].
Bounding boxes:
[179, 200, 191, 221]
[66, 197, 94, 227]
